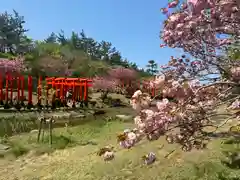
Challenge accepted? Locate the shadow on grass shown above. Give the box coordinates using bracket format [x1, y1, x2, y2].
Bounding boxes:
[205, 131, 240, 139]
[221, 137, 240, 170]
[0, 133, 94, 158]
[190, 160, 240, 180]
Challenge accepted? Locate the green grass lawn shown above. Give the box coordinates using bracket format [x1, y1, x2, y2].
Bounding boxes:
[0, 107, 239, 180]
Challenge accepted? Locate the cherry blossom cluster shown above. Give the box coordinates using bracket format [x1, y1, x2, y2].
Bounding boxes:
[92, 67, 137, 93]
[227, 98, 240, 119]
[230, 66, 240, 82]
[124, 71, 222, 151]
[92, 76, 119, 92]
[108, 67, 137, 81]
[0, 57, 25, 74]
[117, 128, 142, 148]
[161, 0, 239, 59]
[228, 99, 240, 110]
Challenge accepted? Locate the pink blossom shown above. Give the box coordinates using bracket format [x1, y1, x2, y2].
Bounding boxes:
[132, 90, 142, 98]
[143, 152, 156, 165]
[103, 151, 114, 161]
[187, 0, 199, 6]
[168, 0, 179, 8]
[229, 99, 240, 110]
[161, 8, 168, 14]
[156, 99, 169, 111]
[161, 0, 239, 60]
[119, 130, 140, 149]
[119, 141, 132, 148]
[230, 67, 240, 81]
[188, 79, 201, 90]
[92, 77, 119, 91]
[0, 58, 25, 75]
[149, 75, 165, 88]
[108, 67, 137, 80]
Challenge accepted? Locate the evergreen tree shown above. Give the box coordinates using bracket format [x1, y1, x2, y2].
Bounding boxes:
[146, 60, 158, 75]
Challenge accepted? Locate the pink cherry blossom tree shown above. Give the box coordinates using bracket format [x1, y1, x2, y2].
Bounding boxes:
[108, 67, 137, 81]
[0, 56, 26, 76]
[117, 0, 240, 151]
[108, 67, 139, 95]
[92, 76, 119, 102]
[161, 0, 240, 80]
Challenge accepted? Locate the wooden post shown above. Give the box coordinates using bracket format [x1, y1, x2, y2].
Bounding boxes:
[9, 74, 13, 102]
[56, 81, 59, 98]
[72, 81, 76, 107]
[152, 84, 155, 97]
[122, 79, 124, 89]
[27, 75, 33, 109]
[76, 84, 79, 102]
[21, 76, 24, 100]
[60, 81, 64, 102]
[0, 74, 3, 104]
[17, 76, 21, 102]
[45, 85, 49, 108]
[20, 75, 25, 107]
[79, 80, 82, 101]
[5, 72, 9, 102]
[37, 118, 44, 142]
[38, 76, 42, 104]
[49, 118, 53, 146]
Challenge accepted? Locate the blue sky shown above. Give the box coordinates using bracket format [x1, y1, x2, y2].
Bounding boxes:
[1, 0, 183, 68]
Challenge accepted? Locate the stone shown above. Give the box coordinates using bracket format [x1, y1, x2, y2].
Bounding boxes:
[75, 114, 85, 118]
[116, 115, 132, 121]
[0, 144, 10, 150]
[30, 129, 39, 133]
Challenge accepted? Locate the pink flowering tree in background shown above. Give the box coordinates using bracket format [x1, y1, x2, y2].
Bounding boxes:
[117, 0, 240, 151]
[98, 67, 139, 96]
[93, 67, 141, 102]
[108, 67, 137, 81]
[92, 75, 119, 102]
[0, 57, 26, 105]
[0, 56, 26, 76]
[29, 56, 73, 77]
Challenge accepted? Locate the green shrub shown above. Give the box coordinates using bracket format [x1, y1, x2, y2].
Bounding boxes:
[10, 143, 29, 157]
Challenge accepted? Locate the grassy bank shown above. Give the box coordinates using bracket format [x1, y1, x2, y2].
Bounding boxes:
[0, 107, 239, 180]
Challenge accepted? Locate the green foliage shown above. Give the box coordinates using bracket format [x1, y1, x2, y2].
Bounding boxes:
[0, 10, 30, 54]
[9, 143, 29, 157]
[191, 161, 224, 179]
[227, 38, 240, 61]
[72, 60, 109, 77]
[0, 136, 29, 158]
[0, 52, 15, 59]
[37, 134, 76, 150]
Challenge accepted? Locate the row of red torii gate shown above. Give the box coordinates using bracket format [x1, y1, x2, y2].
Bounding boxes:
[0, 72, 157, 110]
[0, 73, 92, 109]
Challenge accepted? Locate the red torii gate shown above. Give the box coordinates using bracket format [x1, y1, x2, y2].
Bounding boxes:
[45, 77, 92, 106]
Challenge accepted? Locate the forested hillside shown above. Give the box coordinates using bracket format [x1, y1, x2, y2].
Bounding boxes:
[0, 10, 151, 78]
